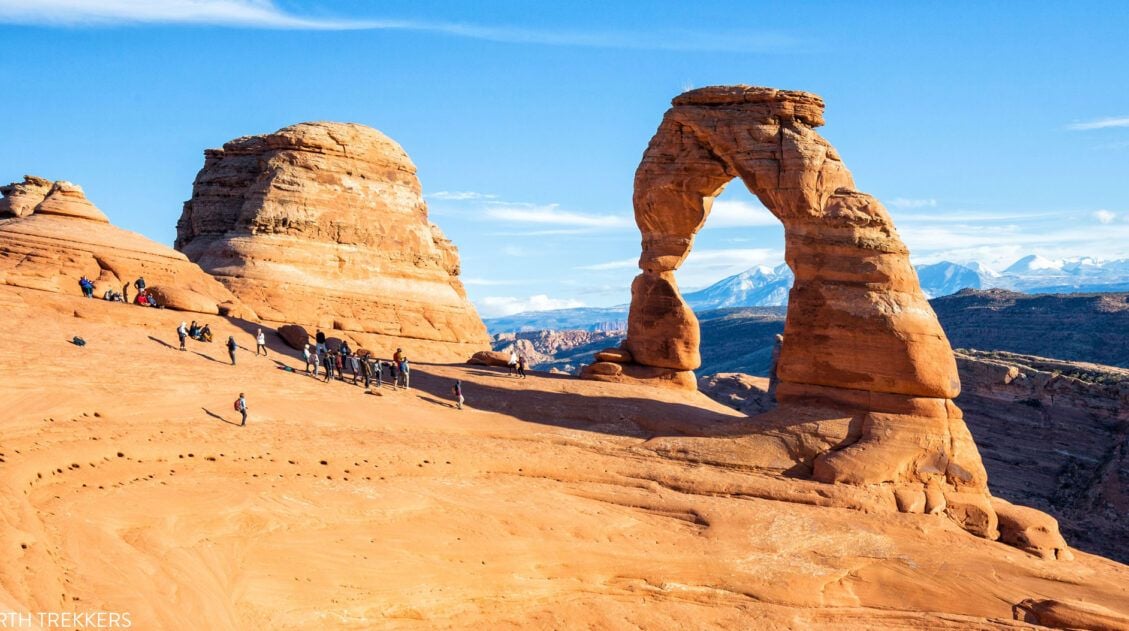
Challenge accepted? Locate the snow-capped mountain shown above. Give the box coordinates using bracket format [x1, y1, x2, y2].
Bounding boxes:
[683, 263, 794, 310]
[481, 255, 1129, 333]
[915, 261, 982, 298]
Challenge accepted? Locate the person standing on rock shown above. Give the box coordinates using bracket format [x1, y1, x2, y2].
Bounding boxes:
[507, 350, 518, 376]
[452, 380, 464, 410]
[315, 329, 327, 354]
[323, 352, 335, 382]
[177, 321, 188, 351]
[374, 358, 384, 388]
[254, 328, 268, 356]
[359, 355, 372, 389]
[335, 352, 345, 380]
[517, 355, 528, 379]
[311, 350, 321, 378]
[399, 357, 411, 389]
[133, 276, 146, 297]
[767, 334, 784, 402]
[303, 344, 312, 375]
[226, 335, 238, 365]
[350, 354, 362, 385]
[236, 393, 247, 427]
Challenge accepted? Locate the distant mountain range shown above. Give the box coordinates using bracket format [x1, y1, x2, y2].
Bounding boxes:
[484, 255, 1129, 334]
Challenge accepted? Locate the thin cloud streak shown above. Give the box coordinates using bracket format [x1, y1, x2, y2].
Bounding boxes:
[0, 0, 803, 52]
[1066, 116, 1129, 131]
[484, 203, 630, 228]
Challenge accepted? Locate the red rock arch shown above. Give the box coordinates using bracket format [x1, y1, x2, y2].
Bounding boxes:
[584, 86, 1023, 540]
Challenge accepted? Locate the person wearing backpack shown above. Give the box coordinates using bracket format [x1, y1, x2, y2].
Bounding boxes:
[177, 322, 188, 351]
[235, 393, 247, 427]
[452, 380, 464, 410]
[255, 328, 268, 356]
[226, 335, 238, 365]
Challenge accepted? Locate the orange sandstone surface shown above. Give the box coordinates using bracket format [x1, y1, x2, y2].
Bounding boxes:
[1, 285, 1127, 629]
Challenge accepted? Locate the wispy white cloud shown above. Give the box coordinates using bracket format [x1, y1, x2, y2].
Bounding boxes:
[484, 202, 630, 228]
[1067, 116, 1129, 131]
[887, 197, 938, 209]
[576, 257, 638, 271]
[475, 294, 585, 318]
[427, 191, 497, 201]
[703, 199, 778, 228]
[1093, 209, 1117, 224]
[0, 1, 802, 52]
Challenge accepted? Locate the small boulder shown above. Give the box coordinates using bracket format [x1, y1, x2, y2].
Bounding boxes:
[277, 324, 311, 350]
[992, 498, 1072, 560]
[585, 361, 625, 376]
[594, 347, 632, 363]
[467, 351, 511, 367]
[146, 286, 219, 315]
[943, 491, 998, 540]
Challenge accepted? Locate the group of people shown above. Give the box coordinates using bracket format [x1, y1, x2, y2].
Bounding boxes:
[175, 320, 214, 350]
[299, 331, 413, 391]
[78, 275, 161, 307]
[507, 349, 528, 378]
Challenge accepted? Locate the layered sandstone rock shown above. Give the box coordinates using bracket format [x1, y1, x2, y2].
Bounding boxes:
[0, 176, 247, 315]
[586, 86, 1000, 540]
[175, 122, 489, 359]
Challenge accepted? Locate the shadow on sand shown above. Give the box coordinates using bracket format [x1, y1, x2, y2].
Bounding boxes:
[202, 407, 242, 427]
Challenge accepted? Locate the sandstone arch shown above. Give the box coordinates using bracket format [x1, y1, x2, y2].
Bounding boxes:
[584, 86, 1017, 539]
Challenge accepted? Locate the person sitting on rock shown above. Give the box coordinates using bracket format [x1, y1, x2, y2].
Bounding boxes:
[200, 324, 213, 343]
[102, 288, 115, 301]
[189, 321, 200, 340]
[134, 276, 146, 295]
[136, 292, 149, 307]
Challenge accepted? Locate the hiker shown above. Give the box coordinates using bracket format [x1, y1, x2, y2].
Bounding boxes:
[78, 276, 94, 298]
[315, 329, 327, 354]
[323, 352, 335, 382]
[302, 344, 312, 374]
[189, 321, 200, 340]
[507, 350, 518, 376]
[388, 357, 398, 385]
[200, 324, 213, 343]
[255, 328, 268, 356]
[359, 355, 372, 388]
[341, 340, 352, 357]
[226, 335, 238, 365]
[133, 277, 146, 296]
[177, 321, 188, 351]
[235, 393, 247, 427]
[393, 348, 404, 364]
[452, 380, 464, 410]
[335, 352, 345, 380]
[350, 354, 362, 385]
[399, 357, 411, 389]
[311, 350, 321, 377]
[373, 358, 384, 388]
[517, 355, 527, 379]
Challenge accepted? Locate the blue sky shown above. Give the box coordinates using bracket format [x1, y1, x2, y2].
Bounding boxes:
[1, 1, 1127, 316]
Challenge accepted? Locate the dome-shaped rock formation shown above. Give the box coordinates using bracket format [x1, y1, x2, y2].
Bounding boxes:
[581, 86, 1053, 545]
[0, 175, 249, 316]
[175, 122, 489, 359]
